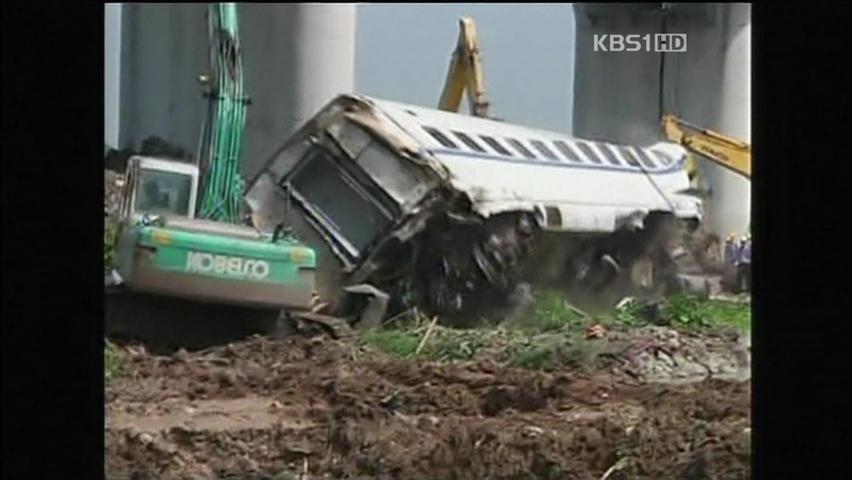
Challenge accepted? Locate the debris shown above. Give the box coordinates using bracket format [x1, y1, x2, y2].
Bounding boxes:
[343, 284, 390, 330]
[586, 324, 607, 339]
[582, 426, 603, 448]
[382, 308, 417, 327]
[137, 432, 153, 446]
[216, 369, 238, 387]
[126, 345, 147, 357]
[615, 297, 635, 310]
[414, 316, 439, 357]
[379, 391, 400, 410]
[564, 302, 590, 319]
[105, 269, 124, 287]
[172, 348, 190, 363]
[311, 300, 329, 314]
[291, 312, 354, 339]
[285, 444, 313, 456]
[600, 457, 631, 480]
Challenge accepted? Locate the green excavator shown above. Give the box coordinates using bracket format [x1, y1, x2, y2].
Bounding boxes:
[105, 4, 318, 349]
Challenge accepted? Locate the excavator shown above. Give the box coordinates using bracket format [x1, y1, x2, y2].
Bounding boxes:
[105, 4, 319, 349]
[438, 17, 491, 118]
[661, 114, 751, 180]
[661, 114, 751, 292]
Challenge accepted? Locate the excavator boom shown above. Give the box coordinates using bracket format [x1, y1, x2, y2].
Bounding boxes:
[662, 114, 751, 178]
[438, 17, 490, 118]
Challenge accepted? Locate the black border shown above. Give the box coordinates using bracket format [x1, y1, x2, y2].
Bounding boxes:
[752, 2, 850, 478]
[2, 2, 850, 478]
[2, 2, 105, 478]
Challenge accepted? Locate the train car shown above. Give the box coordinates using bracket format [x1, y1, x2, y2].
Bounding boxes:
[245, 94, 702, 323]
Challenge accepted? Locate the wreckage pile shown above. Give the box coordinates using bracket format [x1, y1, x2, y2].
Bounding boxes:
[106, 311, 750, 479]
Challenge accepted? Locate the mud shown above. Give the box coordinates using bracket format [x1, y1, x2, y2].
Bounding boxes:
[107, 332, 750, 479]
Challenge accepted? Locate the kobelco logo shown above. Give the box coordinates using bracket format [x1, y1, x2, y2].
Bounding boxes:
[186, 251, 270, 280]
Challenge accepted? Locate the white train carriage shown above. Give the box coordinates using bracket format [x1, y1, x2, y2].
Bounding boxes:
[368, 96, 700, 227]
[246, 94, 702, 321]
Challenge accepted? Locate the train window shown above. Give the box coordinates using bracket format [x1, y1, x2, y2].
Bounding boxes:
[479, 135, 513, 156]
[576, 142, 603, 164]
[506, 138, 537, 159]
[530, 140, 559, 161]
[422, 126, 459, 149]
[452, 131, 486, 153]
[616, 146, 640, 167]
[652, 150, 674, 165]
[553, 140, 581, 162]
[634, 148, 658, 168]
[597, 144, 623, 166]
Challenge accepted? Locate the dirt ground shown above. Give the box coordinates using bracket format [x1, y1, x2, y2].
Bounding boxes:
[106, 328, 750, 480]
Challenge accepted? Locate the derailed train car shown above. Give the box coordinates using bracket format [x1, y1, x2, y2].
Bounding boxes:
[245, 94, 702, 324]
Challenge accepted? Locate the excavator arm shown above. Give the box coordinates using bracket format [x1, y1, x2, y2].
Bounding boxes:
[662, 114, 751, 178]
[438, 17, 490, 118]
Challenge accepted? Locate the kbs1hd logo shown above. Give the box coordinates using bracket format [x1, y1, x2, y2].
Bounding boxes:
[594, 34, 687, 53]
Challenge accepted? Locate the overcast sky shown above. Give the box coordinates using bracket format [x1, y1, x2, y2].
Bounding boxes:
[355, 3, 576, 134]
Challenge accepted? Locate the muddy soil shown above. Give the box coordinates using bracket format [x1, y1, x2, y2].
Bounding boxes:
[106, 331, 750, 480]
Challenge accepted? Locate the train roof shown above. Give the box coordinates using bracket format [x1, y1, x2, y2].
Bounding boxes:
[352, 95, 701, 227]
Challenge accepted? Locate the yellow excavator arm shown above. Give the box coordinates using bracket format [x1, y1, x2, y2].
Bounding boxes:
[438, 17, 490, 118]
[662, 114, 751, 178]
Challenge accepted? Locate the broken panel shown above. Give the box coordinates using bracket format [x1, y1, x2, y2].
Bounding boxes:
[289, 149, 393, 257]
[355, 142, 438, 208]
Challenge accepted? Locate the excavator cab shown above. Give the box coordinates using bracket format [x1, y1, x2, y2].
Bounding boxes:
[119, 156, 200, 222]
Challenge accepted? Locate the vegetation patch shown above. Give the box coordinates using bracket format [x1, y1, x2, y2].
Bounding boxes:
[105, 339, 123, 384]
[360, 292, 750, 371]
[360, 328, 421, 358]
[104, 219, 119, 269]
[506, 289, 586, 334]
[611, 294, 751, 332]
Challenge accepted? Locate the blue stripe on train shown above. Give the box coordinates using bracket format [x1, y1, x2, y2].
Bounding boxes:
[426, 148, 684, 175]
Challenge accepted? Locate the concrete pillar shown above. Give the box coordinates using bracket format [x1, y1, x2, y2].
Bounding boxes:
[701, 4, 750, 236]
[572, 3, 751, 238]
[105, 3, 122, 151]
[115, 4, 357, 178]
[240, 4, 356, 177]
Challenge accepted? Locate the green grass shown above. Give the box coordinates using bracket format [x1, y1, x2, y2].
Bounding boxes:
[506, 290, 586, 334]
[360, 292, 750, 371]
[360, 329, 421, 358]
[611, 294, 751, 332]
[104, 220, 119, 268]
[693, 296, 751, 331]
[509, 345, 556, 371]
[360, 326, 489, 361]
[105, 340, 122, 383]
[507, 336, 603, 372]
